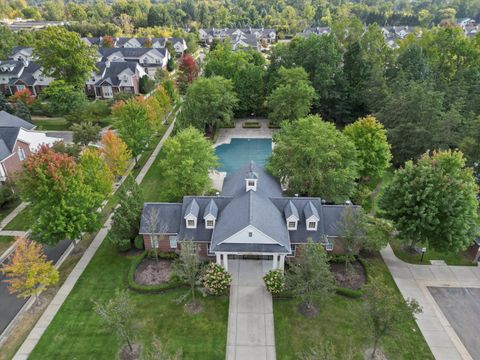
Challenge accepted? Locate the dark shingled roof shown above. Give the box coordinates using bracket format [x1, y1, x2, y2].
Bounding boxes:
[139, 203, 182, 234]
[0, 111, 35, 130]
[0, 127, 20, 161]
[304, 201, 319, 220]
[184, 199, 199, 218]
[221, 161, 282, 198]
[284, 200, 299, 220]
[203, 199, 218, 219]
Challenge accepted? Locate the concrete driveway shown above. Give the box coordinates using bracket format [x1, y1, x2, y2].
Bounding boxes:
[227, 259, 276, 360]
[428, 287, 480, 360]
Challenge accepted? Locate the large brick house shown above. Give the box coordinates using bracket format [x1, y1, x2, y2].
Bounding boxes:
[0, 111, 58, 181]
[139, 161, 359, 271]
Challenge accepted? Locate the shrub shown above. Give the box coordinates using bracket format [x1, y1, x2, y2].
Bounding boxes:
[0, 185, 16, 208]
[140, 75, 156, 94]
[108, 234, 131, 251]
[146, 250, 178, 260]
[242, 120, 261, 128]
[134, 235, 144, 250]
[263, 269, 285, 295]
[203, 262, 232, 295]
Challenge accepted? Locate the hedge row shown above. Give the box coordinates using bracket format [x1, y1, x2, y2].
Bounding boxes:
[242, 121, 261, 128]
[127, 251, 186, 293]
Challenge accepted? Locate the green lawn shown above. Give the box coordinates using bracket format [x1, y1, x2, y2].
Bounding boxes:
[3, 206, 33, 231]
[274, 256, 434, 360]
[29, 243, 228, 359]
[31, 117, 70, 131]
[390, 238, 475, 266]
[0, 235, 15, 255]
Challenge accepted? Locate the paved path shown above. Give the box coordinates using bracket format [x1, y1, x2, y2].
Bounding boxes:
[0, 202, 28, 231]
[381, 244, 480, 360]
[0, 231, 27, 237]
[215, 119, 277, 147]
[226, 260, 276, 360]
[12, 112, 178, 360]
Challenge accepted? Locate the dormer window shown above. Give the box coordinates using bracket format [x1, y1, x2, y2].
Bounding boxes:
[187, 219, 196, 228]
[248, 180, 255, 187]
[308, 221, 317, 231]
[184, 199, 199, 229]
[288, 221, 297, 230]
[206, 219, 215, 228]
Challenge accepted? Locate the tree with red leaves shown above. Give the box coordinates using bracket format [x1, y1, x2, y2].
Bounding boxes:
[101, 35, 115, 48]
[177, 53, 199, 94]
[17, 145, 102, 245]
[10, 88, 35, 106]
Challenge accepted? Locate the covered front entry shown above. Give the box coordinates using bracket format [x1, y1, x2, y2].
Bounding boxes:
[215, 252, 285, 272]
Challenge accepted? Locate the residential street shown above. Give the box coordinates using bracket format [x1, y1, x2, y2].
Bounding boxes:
[0, 239, 71, 335]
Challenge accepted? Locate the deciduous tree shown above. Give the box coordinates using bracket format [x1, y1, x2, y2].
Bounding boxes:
[379, 150, 478, 252]
[80, 147, 113, 198]
[1, 237, 59, 299]
[268, 115, 358, 202]
[113, 98, 154, 165]
[100, 130, 131, 177]
[178, 77, 238, 132]
[14, 101, 31, 121]
[157, 127, 218, 201]
[177, 53, 199, 94]
[173, 239, 202, 304]
[40, 80, 88, 116]
[72, 121, 101, 147]
[18, 146, 102, 245]
[285, 240, 335, 316]
[33, 27, 97, 87]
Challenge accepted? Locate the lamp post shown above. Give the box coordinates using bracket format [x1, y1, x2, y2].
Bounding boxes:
[421, 247, 427, 262]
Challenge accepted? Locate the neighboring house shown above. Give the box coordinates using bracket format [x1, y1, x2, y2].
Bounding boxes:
[140, 161, 359, 271]
[85, 61, 146, 99]
[97, 47, 169, 77]
[9, 46, 34, 62]
[4, 60, 53, 97]
[0, 19, 66, 31]
[199, 27, 276, 50]
[81, 36, 187, 54]
[0, 111, 58, 181]
[296, 27, 331, 38]
[0, 60, 25, 95]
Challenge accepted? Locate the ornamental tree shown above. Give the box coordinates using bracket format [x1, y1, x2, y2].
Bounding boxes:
[1, 237, 59, 300]
[344, 115, 392, 188]
[173, 239, 202, 304]
[379, 150, 479, 252]
[17, 146, 102, 245]
[33, 27, 97, 87]
[178, 77, 238, 133]
[72, 121, 101, 147]
[80, 147, 114, 198]
[364, 277, 421, 358]
[285, 240, 335, 316]
[268, 115, 358, 202]
[113, 98, 154, 165]
[100, 130, 131, 178]
[177, 53, 199, 94]
[157, 127, 218, 201]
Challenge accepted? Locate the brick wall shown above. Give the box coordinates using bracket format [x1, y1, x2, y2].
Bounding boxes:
[143, 235, 213, 260]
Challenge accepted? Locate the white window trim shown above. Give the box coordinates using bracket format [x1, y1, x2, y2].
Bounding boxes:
[18, 148, 26, 161]
[205, 219, 215, 229]
[169, 235, 177, 249]
[287, 220, 297, 230]
[307, 221, 318, 231]
[150, 235, 159, 249]
[186, 219, 196, 228]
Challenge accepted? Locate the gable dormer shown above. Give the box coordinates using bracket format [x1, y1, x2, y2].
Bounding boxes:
[245, 161, 258, 192]
[304, 201, 319, 231]
[184, 199, 199, 229]
[203, 199, 218, 229]
[284, 200, 299, 230]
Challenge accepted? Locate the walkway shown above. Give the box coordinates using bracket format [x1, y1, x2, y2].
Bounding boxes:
[227, 260, 276, 360]
[215, 119, 277, 147]
[12, 114, 178, 360]
[381, 244, 480, 360]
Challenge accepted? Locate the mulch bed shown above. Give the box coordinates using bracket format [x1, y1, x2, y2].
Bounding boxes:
[330, 260, 366, 290]
[297, 302, 319, 318]
[134, 258, 173, 285]
[185, 300, 204, 315]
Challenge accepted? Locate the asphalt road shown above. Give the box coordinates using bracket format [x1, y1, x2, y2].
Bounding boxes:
[0, 239, 71, 335]
[428, 287, 480, 359]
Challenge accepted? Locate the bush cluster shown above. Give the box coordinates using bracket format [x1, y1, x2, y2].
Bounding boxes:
[242, 121, 261, 128]
[203, 262, 232, 295]
[263, 269, 285, 295]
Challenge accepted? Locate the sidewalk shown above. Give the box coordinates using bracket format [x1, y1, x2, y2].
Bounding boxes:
[226, 259, 276, 360]
[13, 116, 177, 360]
[381, 244, 480, 360]
[0, 202, 27, 231]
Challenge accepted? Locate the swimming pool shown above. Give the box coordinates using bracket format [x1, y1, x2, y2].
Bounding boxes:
[215, 138, 272, 174]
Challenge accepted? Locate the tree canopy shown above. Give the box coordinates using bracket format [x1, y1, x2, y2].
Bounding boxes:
[268, 115, 358, 202]
[379, 150, 479, 252]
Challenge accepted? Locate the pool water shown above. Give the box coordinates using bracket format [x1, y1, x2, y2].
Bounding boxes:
[215, 138, 272, 174]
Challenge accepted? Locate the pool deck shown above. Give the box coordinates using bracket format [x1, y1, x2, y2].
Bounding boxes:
[214, 119, 277, 147]
[210, 119, 277, 192]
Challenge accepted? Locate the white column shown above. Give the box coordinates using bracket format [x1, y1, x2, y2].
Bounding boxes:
[279, 255, 285, 271]
[223, 253, 228, 271]
[216, 252, 221, 265]
[272, 254, 278, 269]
